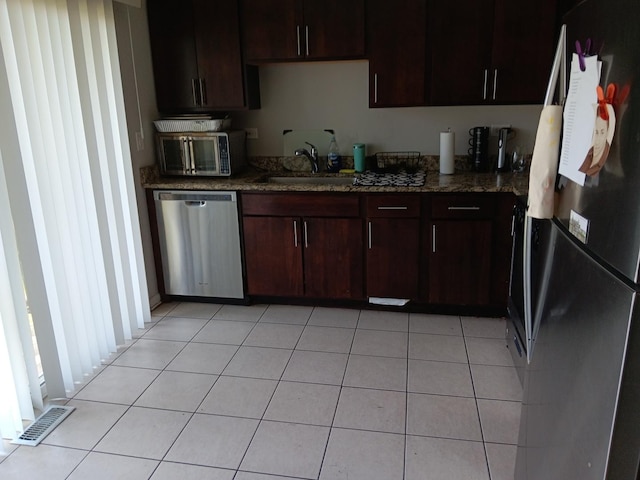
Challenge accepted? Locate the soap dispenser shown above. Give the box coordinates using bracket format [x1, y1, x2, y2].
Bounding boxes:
[327, 136, 342, 173]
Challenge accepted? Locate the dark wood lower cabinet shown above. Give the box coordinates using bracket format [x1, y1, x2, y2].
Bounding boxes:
[428, 220, 493, 305]
[239, 191, 514, 311]
[241, 192, 363, 300]
[303, 218, 363, 299]
[242, 216, 303, 297]
[367, 217, 420, 299]
[423, 193, 514, 309]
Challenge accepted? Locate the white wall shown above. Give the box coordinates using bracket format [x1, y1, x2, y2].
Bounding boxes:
[232, 61, 544, 158]
[113, 0, 161, 308]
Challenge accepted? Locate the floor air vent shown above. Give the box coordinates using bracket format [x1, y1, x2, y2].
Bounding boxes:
[12, 405, 75, 446]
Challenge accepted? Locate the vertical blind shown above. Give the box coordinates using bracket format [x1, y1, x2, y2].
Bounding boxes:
[0, 0, 150, 445]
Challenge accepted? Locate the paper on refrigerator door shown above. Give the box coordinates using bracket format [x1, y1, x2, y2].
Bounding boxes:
[558, 54, 602, 186]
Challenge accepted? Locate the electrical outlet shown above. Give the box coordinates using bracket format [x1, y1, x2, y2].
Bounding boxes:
[245, 127, 258, 139]
[135, 132, 144, 151]
[490, 124, 512, 136]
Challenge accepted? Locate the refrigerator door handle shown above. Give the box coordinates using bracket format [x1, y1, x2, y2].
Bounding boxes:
[523, 214, 534, 363]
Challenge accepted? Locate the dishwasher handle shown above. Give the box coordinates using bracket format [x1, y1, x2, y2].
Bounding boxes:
[155, 191, 235, 202]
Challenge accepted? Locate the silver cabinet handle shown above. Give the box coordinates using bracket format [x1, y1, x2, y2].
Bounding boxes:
[187, 137, 196, 174]
[199, 78, 207, 105]
[368, 221, 372, 249]
[296, 25, 301, 56]
[181, 138, 191, 174]
[378, 206, 408, 210]
[448, 206, 481, 211]
[493, 69, 498, 100]
[432, 225, 436, 253]
[293, 221, 299, 247]
[374, 73, 378, 104]
[303, 221, 309, 248]
[483, 69, 488, 100]
[191, 78, 198, 106]
[305, 25, 309, 56]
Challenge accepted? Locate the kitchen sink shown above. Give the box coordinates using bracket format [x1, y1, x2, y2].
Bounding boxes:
[258, 175, 356, 186]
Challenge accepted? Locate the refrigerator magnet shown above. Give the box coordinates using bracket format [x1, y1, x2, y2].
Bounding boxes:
[578, 85, 617, 177]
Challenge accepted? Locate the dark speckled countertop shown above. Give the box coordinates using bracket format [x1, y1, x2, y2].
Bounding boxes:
[140, 163, 529, 197]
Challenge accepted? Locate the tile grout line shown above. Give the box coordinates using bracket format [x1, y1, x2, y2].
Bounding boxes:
[461, 316, 494, 480]
[231, 304, 312, 478]
[315, 307, 364, 480]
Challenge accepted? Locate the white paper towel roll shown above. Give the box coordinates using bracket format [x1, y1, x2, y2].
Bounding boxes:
[440, 130, 455, 174]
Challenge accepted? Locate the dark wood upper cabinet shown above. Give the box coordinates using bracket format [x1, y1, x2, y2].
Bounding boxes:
[428, 0, 558, 105]
[240, 0, 365, 62]
[148, 0, 259, 113]
[490, 0, 559, 104]
[428, 0, 494, 106]
[367, 0, 427, 107]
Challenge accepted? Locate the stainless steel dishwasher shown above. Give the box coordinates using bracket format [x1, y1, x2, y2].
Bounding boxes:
[153, 190, 244, 299]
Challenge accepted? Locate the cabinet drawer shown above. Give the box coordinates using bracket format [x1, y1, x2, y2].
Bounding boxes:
[431, 195, 496, 219]
[366, 195, 420, 217]
[241, 192, 360, 217]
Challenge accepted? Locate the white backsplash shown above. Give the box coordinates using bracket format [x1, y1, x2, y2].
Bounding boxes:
[232, 60, 544, 158]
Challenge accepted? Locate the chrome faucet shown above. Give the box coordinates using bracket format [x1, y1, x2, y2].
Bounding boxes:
[295, 142, 319, 173]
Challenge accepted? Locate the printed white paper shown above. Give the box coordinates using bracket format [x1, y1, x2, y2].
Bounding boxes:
[558, 54, 602, 186]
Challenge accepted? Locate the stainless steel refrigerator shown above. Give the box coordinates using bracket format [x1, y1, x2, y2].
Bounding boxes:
[516, 0, 640, 478]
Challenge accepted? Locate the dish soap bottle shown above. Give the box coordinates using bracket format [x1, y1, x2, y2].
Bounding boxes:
[327, 136, 342, 173]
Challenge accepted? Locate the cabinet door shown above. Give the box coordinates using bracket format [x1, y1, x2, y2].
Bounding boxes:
[242, 216, 304, 296]
[303, 218, 363, 300]
[367, 218, 420, 299]
[193, 0, 246, 109]
[428, 0, 494, 106]
[428, 220, 493, 305]
[367, 0, 426, 107]
[304, 0, 365, 60]
[490, 0, 557, 104]
[241, 0, 302, 61]
[148, 1, 199, 111]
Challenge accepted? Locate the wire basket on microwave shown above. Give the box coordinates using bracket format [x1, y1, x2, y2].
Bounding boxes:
[373, 151, 422, 173]
[153, 118, 231, 133]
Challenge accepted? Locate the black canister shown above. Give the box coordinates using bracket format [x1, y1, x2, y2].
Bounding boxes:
[468, 126, 490, 172]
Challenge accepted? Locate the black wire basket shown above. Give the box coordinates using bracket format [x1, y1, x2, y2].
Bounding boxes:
[373, 151, 422, 173]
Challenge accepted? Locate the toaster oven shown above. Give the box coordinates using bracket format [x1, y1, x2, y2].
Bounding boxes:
[156, 130, 246, 177]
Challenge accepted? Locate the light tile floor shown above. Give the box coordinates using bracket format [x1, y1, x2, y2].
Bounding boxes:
[0, 303, 522, 480]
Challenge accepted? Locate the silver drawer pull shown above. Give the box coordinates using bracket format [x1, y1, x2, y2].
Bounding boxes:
[448, 206, 481, 211]
[378, 206, 408, 210]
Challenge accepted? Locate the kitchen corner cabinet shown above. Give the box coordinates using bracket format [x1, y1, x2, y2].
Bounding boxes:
[424, 194, 513, 308]
[367, 0, 427, 107]
[366, 195, 421, 299]
[240, 0, 365, 62]
[147, 0, 259, 112]
[241, 193, 363, 300]
[428, 0, 558, 105]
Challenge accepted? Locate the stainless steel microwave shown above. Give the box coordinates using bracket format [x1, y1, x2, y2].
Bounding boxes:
[156, 130, 246, 177]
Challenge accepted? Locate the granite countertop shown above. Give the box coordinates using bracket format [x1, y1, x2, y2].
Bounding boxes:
[140, 163, 529, 197]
